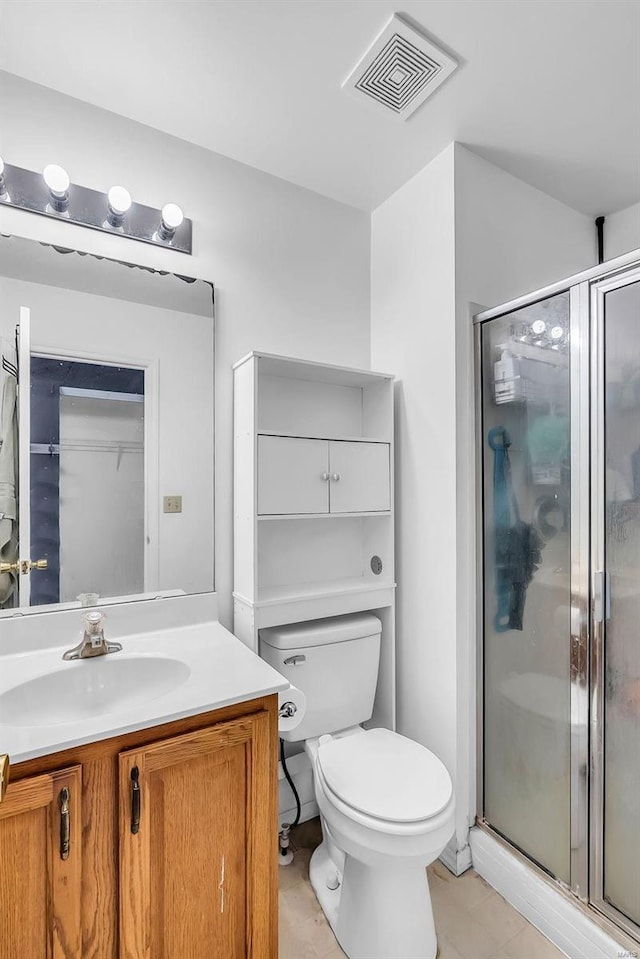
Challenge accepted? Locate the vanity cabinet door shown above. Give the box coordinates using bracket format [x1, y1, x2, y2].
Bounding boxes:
[118, 710, 276, 959]
[258, 435, 329, 514]
[0, 764, 82, 959]
[328, 441, 390, 513]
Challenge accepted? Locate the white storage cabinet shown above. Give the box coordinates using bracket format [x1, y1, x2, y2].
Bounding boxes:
[258, 436, 390, 515]
[233, 351, 397, 731]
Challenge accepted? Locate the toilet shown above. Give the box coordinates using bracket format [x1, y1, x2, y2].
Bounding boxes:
[260, 613, 455, 959]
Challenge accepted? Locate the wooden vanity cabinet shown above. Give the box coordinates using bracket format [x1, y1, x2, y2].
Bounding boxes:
[0, 765, 82, 959]
[1, 695, 279, 959]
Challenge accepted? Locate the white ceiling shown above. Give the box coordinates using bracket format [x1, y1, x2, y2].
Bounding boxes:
[0, 0, 638, 215]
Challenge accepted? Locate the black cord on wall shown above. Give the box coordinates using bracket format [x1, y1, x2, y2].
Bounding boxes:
[280, 738, 301, 828]
[596, 215, 605, 264]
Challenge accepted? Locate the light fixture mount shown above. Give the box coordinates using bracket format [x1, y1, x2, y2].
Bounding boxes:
[0, 161, 192, 254]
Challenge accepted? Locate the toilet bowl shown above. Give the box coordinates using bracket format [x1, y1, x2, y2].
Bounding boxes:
[259, 613, 455, 959]
[305, 727, 454, 959]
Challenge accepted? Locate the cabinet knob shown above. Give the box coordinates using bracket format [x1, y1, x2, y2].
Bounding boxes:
[321, 472, 330, 481]
[331, 473, 341, 482]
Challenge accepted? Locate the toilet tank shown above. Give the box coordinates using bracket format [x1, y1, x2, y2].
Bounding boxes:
[260, 613, 382, 742]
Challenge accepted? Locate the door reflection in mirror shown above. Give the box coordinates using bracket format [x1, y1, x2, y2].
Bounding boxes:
[30, 359, 145, 606]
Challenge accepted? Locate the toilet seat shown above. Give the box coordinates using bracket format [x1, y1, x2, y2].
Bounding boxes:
[317, 728, 453, 825]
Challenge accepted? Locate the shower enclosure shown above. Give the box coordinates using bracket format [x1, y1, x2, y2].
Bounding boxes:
[476, 251, 640, 943]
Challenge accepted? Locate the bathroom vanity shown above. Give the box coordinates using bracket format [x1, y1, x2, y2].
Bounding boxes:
[0, 228, 294, 958]
[0, 599, 288, 959]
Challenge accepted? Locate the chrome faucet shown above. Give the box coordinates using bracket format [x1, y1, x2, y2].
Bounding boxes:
[62, 611, 122, 660]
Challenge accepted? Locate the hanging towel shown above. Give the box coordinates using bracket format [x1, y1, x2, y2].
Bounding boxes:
[0, 348, 18, 606]
[488, 426, 544, 632]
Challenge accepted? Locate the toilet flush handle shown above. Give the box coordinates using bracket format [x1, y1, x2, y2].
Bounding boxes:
[283, 654, 306, 666]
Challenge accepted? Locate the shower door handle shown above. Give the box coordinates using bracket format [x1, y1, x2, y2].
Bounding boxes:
[593, 571, 611, 624]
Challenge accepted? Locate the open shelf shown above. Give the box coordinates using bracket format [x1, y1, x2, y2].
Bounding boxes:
[257, 429, 391, 444]
[234, 351, 393, 387]
[258, 510, 392, 521]
[255, 577, 396, 607]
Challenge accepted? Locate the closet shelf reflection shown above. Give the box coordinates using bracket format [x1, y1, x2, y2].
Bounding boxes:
[30, 441, 143, 455]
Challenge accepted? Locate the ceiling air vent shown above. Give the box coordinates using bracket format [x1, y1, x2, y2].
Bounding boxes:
[342, 14, 457, 120]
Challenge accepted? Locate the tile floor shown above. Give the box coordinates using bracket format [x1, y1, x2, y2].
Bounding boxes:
[279, 819, 566, 959]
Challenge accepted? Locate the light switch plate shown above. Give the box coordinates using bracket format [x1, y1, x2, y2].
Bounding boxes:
[163, 495, 182, 514]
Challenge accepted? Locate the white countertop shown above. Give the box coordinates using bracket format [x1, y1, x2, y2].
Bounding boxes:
[0, 618, 289, 765]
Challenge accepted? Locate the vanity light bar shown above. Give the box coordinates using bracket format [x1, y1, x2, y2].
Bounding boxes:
[0, 159, 192, 255]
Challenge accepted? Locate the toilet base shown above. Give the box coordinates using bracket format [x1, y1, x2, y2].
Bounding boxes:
[309, 840, 438, 959]
[309, 842, 341, 930]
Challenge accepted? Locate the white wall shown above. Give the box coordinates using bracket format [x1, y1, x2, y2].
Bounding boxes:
[605, 202, 640, 260]
[0, 71, 371, 627]
[371, 142, 596, 863]
[370, 143, 458, 780]
[0, 274, 215, 596]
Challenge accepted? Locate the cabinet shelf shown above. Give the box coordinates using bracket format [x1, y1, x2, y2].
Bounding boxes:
[259, 577, 396, 606]
[235, 576, 396, 609]
[258, 510, 392, 521]
[257, 429, 391, 444]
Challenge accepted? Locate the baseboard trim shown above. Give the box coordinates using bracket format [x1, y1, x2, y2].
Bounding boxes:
[439, 835, 472, 876]
[469, 826, 635, 959]
[280, 799, 319, 827]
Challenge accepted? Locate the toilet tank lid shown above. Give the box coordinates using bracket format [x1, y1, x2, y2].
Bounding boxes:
[260, 613, 382, 650]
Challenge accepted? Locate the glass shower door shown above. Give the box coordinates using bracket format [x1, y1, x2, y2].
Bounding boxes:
[478, 256, 640, 943]
[592, 272, 640, 935]
[481, 292, 572, 884]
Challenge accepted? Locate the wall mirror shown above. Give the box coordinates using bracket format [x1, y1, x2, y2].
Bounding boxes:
[0, 234, 214, 616]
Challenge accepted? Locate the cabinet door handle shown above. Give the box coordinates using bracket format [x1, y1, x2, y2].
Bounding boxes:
[0, 754, 9, 803]
[59, 787, 70, 860]
[321, 472, 330, 481]
[331, 473, 341, 482]
[130, 766, 141, 834]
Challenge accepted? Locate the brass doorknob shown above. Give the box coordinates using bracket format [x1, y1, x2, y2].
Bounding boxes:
[0, 558, 48, 575]
[0, 754, 9, 803]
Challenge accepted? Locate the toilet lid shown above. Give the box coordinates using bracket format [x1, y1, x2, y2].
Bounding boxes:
[317, 728, 453, 823]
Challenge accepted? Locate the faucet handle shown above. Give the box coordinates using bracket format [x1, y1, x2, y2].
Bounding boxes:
[83, 610, 106, 649]
[84, 610, 105, 630]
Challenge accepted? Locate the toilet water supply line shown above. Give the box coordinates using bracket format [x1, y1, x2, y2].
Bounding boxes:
[279, 738, 302, 866]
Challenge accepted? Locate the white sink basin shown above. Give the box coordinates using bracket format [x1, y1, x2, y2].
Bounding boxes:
[0, 655, 191, 726]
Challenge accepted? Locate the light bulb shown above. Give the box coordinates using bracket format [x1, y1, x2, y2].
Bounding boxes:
[531, 319, 546, 336]
[108, 185, 132, 214]
[551, 326, 563, 340]
[106, 185, 132, 227]
[162, 202, 183, 228]
[43, 163, 70, 196]
[43, 163, 70, 212]
[156, 202, 184, 242]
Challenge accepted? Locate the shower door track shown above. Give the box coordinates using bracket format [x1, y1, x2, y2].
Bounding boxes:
[473, 819, 640, 955]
